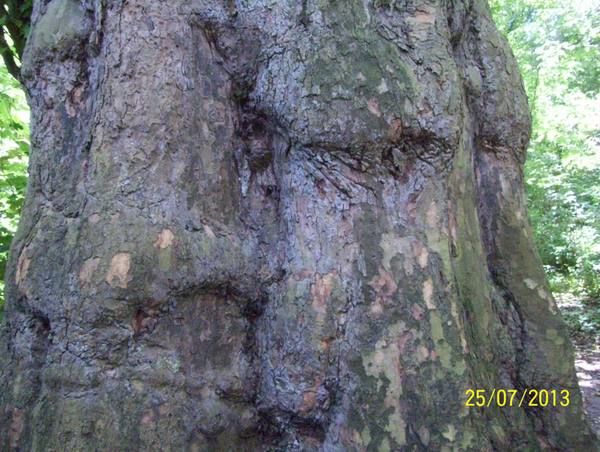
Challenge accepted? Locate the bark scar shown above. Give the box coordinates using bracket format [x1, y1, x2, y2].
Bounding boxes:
[15, 247, 30, 285]
[153, 228, 174, 249]
[106, 252, 132, 288]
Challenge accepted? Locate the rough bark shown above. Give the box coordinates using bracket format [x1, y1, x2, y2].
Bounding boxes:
[0, 0, 597, 451]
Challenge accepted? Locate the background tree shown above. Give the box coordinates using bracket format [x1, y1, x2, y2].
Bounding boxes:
[490, 0, 600, 338]
[0, 0, 598, 451]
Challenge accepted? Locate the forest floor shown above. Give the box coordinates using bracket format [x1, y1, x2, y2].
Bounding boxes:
[575, 346, 600, 434]
[555, 296, 600, 434]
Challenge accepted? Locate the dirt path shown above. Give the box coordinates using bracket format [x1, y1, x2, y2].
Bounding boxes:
[576, 349, 600, 435]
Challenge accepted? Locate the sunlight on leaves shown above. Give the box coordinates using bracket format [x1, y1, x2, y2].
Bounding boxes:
[0, 58, 29, 320]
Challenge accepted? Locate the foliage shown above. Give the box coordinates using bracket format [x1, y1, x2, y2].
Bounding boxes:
[490, 0, 600, 341]
[0, 56, 28, 322]
[0, 3, 30, 322]
[0, 0, 32, 80]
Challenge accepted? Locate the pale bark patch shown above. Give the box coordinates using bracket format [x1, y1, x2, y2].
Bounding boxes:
[415, 6, 437, 23]
[407, 6, 437, 41]
[79, 257, 100, 286]
[361, 426, 372, 446]
[157, 403, 170, 416]
[24, 0, 88, 58]
[407, 199, 418, 221]
[412, 241, 429, 269]
[202, 223, 217, 239]
[545, 293, 559, 315]
[388, 119, 403, 142]
[300, 390, 317, 413]
[526, 279, 559, 314]
[415, 12, 435, 23]
[524, 278, 538, 289]
[369, 266, 398, 308]
[153, 228, 175, 249]
[380, 233, 412, 275]
[8, 407, 25, 449]
[200, 386, 211, 400]
[442, 424, 458, 442]
[537, 286, 548, 300]
[311, 272, 336, 314]
[321, 336, 334, 352]
[426, 201, 438, 228]
[349, 429, 363, 447]
[299, 378, 322, 413]
[499, 173, 510, 197]
[418, 426, 431, 446]
[199, 324, 212, 341]
[106, 252, 132, 288]
[416, 346, 430, 363]
[412, 303, 425, 320]
[461, 332, 469, 353]
[371, 303, 383, 315]
[546, 328, 565, 345]
[363, 322, 408, 446]
[15, 248, 30, 285]
[367, 97, 381, 117]
[385, 412, 407, 447]
[131, 380, 144, 393]
[141, 408, 154, 425]
[448, 209, 458, 242]
[377, 79, 389, 94]
[546, 328, 558, 341]
[423, 278, 435, 310]
[65, 98, 76, 117]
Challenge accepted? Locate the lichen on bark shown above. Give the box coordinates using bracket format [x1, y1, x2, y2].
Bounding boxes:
[0, 0, 597, 451]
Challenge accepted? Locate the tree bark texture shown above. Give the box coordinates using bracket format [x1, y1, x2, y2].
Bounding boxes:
[1, 0, 597, 451]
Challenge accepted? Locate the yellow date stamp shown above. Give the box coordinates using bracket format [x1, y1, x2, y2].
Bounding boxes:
[465, 389, 570, 407]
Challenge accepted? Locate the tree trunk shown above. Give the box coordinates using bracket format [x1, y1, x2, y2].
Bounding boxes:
[1, 0, 597, 450]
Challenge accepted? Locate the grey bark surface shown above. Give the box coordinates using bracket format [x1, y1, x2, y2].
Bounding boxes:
[0, 0, 597, 451]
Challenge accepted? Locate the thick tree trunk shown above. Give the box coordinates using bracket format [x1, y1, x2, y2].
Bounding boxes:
[0, 0, 597, 450]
